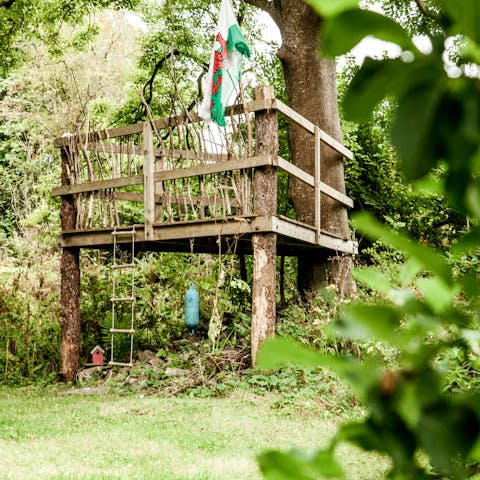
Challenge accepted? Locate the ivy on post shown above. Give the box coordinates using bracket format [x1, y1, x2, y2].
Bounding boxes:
[60, 146, 81, 383]
[251, 85, 278, 366]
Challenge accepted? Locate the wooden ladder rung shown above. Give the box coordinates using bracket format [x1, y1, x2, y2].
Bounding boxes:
[111, 230, 135, 236]
[108, 361, 133, 367]
[112, 263, 136, 270]
[111, 297, 135, 302]
[110, 328, 135, 334]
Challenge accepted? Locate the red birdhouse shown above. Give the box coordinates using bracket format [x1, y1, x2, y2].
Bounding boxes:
[90, 345, 105, 365]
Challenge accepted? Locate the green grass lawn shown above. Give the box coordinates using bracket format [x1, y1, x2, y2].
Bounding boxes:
[0, 386, 388, 479]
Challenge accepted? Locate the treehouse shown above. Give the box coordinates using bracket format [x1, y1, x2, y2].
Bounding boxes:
[53, 86, 357, 381]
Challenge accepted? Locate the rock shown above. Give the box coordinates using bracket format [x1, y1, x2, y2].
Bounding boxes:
[136, 350, 156, 363]
[147, 356, 161, 367]
[77, 366, 104, 383]
[122, 375, 139, 385]
[61, 386, 108, 395]
[165, 367, 190, 377]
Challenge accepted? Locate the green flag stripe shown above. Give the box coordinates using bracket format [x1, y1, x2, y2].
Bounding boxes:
[210, 24, 250, 127]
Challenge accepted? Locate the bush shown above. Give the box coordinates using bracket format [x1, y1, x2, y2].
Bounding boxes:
[0, 232, 61, 384]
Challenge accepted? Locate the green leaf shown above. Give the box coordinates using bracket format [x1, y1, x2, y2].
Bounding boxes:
[258, 449, 345, 479]
[396, 369, 442, 429]
[458, 273, 480, 302]
[323, 9, 411, 57]
[418, 401, 480, 478]
[258, 450, 311, 480]
[461, 38, 480, 65]
[343, 58, 406, 122]
[396, 382, 423, 428]
[460, 329, 480, 356]
[416, 277, 459, 314]
[352, 212, 452, 284]
[311, 450, 345, 478]
[470, 435, 480, 463]
[337, 421, 383, 451]
[465, 181, 480, 219]
[305, 0, 358, 18]
[399, 258, 423, 285]
[451, 227, 480, 257]
[340, 419, 417, 471]
[413, 174, 446, 196]
[391, 83, 444, 180]
[256, 337, 325, 371]
[353, 267, 392, 295]
[442, 0, 480, 44]
[330, 357, 382, 398]
[339, 304, 402, 342]
[257, 338, 380, 398]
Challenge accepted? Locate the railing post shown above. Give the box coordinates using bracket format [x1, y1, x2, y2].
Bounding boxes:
[251, 85, 278, 366]
[143, 121, 155, 240]
[60, 146, 81, 382]
[314, 126, 321, 244]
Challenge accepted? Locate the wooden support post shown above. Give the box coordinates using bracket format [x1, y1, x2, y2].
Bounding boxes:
[251, 235, 277, 365]
[60, 147, 81, 383]
[154, 149, 163, 224]
[251, 85, 278, 366]
[314, 126, 321, 244]
[143, 121, 155, 240]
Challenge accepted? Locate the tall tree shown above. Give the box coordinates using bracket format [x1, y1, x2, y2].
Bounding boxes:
[244, 0, 354, 295]
[109, 0, 354, 295]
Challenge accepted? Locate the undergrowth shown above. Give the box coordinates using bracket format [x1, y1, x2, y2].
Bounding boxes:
[75, 344, 358, 418]
[1, 224, 478, 410]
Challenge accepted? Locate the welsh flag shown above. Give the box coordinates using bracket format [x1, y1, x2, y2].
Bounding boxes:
[199, 0, 251, 127]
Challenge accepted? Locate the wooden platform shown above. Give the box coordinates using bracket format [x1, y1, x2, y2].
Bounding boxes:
[54, 85, 358, 379]
[57, 215, 357, 256]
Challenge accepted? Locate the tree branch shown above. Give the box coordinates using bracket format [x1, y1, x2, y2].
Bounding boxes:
[142, 49, 180, 106]
[414, 0, 439, 19]
[243, 0, 271, 12]
[243, 0, 283, 30]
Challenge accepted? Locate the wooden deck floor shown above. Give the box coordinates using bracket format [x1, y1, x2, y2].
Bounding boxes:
[57, 215, 358, 256]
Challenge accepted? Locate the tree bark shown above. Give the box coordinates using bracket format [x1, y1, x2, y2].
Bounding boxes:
[60, 147, 81, 382]
[245, 0, 355, 297]
[251, 85, 278, 365]
[251, 234, 276, 365]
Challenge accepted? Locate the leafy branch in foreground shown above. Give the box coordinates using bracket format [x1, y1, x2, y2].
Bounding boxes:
[257, 0, 480, 478]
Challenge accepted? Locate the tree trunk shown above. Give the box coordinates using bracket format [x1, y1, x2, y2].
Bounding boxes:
[60, 147, 81, 382]
[278, 1, 353, 296]
[251, 85, 278, 365]
[245, 0, 355, 296]
[61, 247, 81, 382]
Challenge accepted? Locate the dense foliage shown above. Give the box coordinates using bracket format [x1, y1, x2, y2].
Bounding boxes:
[257, 1, 480, 479]
[343, 105, 466, 250]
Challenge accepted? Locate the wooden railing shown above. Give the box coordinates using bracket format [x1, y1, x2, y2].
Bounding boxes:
[53, 90, 354, 245]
